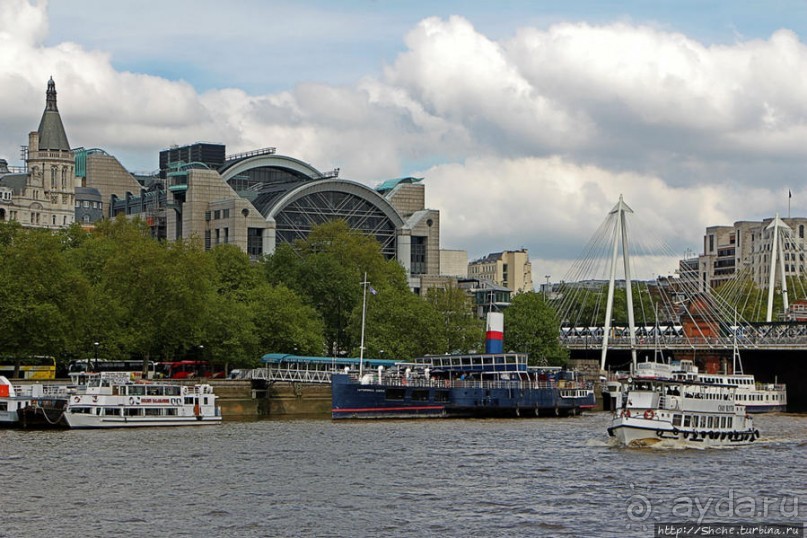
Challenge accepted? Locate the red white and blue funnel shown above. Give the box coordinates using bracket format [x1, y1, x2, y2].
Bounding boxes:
[485, 312, 504, 354]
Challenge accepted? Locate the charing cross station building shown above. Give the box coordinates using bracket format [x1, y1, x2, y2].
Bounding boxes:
[0, 79, 442, 294]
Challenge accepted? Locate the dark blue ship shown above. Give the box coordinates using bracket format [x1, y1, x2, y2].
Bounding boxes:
[331, 353, 595, 419]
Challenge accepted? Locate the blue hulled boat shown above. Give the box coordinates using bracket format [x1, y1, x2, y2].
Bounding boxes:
[331, 353, 595, 419]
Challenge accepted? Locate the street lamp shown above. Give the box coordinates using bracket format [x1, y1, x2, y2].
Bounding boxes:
[93, 341, 100, 371]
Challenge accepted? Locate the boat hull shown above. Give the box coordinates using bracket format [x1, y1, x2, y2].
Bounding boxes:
[331, 374, 595, 420]
[608, 416, 759, 448]
[64, 414, 221, 428]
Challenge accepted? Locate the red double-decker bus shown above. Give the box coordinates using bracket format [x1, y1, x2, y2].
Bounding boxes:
[156, 360, 225, 379]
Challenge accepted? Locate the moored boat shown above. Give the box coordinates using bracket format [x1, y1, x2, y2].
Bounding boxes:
[62, 372, 221, 428]
[332, 353, 595, 420]
[0, 376, 71, 428]
[607, 377, 758, 448]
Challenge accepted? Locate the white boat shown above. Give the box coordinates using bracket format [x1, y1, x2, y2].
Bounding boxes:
[604, 353, 786, 414]
[607, 377, 759, 448]
[63, 373, 221, 428]
[0, 376, 69, 426]
[691, 343, 787, 413]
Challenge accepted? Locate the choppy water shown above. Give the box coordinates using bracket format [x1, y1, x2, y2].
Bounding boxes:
[1, 412, 805, 537]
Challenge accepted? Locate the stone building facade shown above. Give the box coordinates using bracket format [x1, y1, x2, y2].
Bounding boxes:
[0, 78, 77, 227]
[467, 249, 534, 294]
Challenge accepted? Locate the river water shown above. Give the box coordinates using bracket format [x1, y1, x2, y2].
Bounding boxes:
[1, 412, 805, 537]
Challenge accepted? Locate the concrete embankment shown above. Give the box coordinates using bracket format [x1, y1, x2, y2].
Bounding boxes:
[209, 380, 331, 417]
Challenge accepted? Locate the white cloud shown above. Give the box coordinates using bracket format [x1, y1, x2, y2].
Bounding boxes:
[3, 3, 807, 275]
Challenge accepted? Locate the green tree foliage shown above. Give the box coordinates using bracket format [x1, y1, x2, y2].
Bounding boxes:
[264, 220, 409, 355]
[504, 292, 568, 366]
[426, 286, 483, 353]
[0, 224, 89, 360]
[350, 285, 445, 361]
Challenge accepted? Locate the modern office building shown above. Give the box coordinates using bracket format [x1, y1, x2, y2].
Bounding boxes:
[696, 217, 807, 290]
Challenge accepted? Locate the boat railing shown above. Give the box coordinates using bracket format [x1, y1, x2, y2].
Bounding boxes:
[348, 374, 588, 391]
[12, 384, 70, 398]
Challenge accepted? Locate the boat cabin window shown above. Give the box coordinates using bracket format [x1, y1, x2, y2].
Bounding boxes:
[411, 390, 429, 401]
[0, 402, 6, 412]
[385, 388, 405, 401]
[127, 385, 146, 396]
[435, 390, 450, 402]
[672, 414, 682, 427]
[683, 415, 691, 427]
[146, 386, 163, 396]
[166, 408, 177, 416]
[103, 407, 120, 416]
[124, 408, 143, 417]
[145, 408, 162, 416]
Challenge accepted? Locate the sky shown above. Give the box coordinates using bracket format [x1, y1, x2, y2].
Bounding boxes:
[3, 0, 807, 283]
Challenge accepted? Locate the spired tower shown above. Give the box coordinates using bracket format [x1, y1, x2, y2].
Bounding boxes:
[23, 78, 76, 228]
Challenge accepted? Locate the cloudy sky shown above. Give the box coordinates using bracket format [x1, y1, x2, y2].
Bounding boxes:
[3, 0, 807, 282]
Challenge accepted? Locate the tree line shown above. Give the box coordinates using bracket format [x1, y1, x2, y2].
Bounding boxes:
[0, 218, 567, 372]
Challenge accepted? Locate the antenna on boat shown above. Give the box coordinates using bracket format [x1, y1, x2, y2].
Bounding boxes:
[653, 304, 664, 364]
[732, 309, 744, 375]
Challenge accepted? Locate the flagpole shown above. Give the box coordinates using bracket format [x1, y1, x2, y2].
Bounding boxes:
[359, 272, 368, 377]
[788, 188, 792, 219]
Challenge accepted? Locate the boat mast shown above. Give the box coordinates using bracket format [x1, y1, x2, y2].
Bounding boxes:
[359, 272, 369, 377]
[732, 310, 744, 375]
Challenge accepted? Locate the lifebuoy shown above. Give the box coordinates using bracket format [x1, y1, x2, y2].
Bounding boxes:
[73, 396, 80, 403]
[128, 396, 134, 405]
[643, 410, 654, 420]
[92, 395, 98, 403]
[624, 409, 631, 418]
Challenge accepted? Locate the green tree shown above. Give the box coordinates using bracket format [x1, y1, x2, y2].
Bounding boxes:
[350, 285, 445, 360]
[504, 292, 568, 366]
[426, 286, 483, 353]
[263, 220, 408, 355]
[0, 226, 90, 363]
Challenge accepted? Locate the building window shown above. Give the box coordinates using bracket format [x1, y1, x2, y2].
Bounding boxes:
[247, 228, 263, 256]
[204, 230, 211, 250]
[224, 227, 229, 243]
[214, 210, 221, 220]
[215, 229, 220, 245]
[411, 236, 427, 275]
[223, 209, 230, 219]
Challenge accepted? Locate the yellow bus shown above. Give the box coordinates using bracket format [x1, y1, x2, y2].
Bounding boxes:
[0, 356, 57, 379]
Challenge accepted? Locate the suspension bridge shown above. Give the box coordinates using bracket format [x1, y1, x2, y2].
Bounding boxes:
[549, 196, 807, 362]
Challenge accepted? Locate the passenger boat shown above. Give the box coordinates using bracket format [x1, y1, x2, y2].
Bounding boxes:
[0, 376, 69, 427]
[607, 377, 759, 448]
[692, 342, 787, 413]
[331, 353, 595, 420]
[603, 355, 786, 415]
[62, 373, 221, 428]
